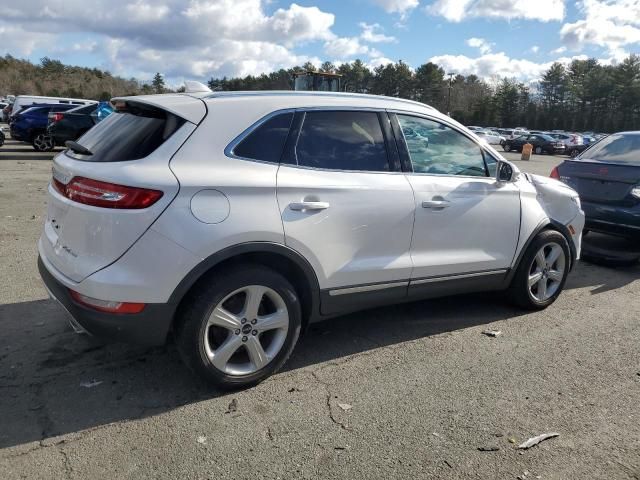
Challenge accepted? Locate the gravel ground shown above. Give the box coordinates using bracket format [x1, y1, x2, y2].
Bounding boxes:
[1, 133, 639, 479]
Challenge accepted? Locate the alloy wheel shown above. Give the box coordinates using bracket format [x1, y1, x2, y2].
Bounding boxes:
[528, 243, 566, 302]
[203, 285, 289, 376]
[33, 134, 54, 151]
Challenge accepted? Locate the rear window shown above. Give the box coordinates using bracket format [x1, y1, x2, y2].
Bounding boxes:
[68, 103, 186, 162]
[580, 133, 640, 165]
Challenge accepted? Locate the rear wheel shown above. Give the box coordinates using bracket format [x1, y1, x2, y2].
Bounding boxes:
[175, 265, 302, 389]
[509, 230, 570, 310]
[503, 144, 512, 152]
[32, 133, 54, 152]
[534, 146, 543, 155]
[569, 148, 580, 158]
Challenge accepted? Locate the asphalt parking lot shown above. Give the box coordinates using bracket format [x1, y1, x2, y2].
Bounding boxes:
[1, 131, 639, 479]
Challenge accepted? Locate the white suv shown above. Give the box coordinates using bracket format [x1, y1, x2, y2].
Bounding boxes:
[38, 91, 585, 388]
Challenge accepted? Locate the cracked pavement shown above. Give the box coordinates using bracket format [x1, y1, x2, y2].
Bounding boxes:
[1, 145, 639, 479]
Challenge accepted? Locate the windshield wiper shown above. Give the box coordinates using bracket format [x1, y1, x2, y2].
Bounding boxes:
[65, 140, 93, 156]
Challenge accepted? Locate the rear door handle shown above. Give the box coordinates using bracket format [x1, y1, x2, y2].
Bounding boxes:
[422, 200, 450, 209]
[289, 201, 330, 211]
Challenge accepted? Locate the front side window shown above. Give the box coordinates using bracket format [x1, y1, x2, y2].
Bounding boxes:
[397, 115, 488, 177]
[295, 111, 389, 172]
[233, 112, 293, 163]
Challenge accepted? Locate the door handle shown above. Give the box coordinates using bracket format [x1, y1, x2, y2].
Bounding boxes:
[289, 201, 330, 211]
[422, 200, 450, 209]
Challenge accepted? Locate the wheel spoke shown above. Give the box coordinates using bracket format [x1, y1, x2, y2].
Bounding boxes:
[537, 277, 548, 300]
[210, 334, 243, 370]
[548, 269, 563, 282]
[242, 286, 266, 320]
[246, 336, 269, 370]
[528, 271, 543, 287]
[258, 310, 288, 331]
[535, 249, 546, 269]
[546, 245, 562, 266]
[208, 306, 241, 330]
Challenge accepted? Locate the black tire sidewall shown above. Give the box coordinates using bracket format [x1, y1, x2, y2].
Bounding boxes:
[511, 230, 571, 310]
[176, 265, 302, 389]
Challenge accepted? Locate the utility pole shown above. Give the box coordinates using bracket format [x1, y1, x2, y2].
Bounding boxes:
[446, 72, 455, 117]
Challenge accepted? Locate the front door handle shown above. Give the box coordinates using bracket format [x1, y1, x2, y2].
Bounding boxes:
[422, 200, 450, 209]
[289, 201, 330, 211]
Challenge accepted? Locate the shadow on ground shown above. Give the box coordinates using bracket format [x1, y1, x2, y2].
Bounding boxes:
[0, 260, 637, 450]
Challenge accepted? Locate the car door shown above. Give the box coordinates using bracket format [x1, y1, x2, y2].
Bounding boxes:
[276, 109, 416, 314]
[390, 113, 521, 292]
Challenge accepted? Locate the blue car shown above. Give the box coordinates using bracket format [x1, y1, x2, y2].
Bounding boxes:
[552, 131, 640, 239]
[10, 104, 77, 151]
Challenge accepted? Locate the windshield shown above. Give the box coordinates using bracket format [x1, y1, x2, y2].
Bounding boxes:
[579, 133, 640, 165]
[540, 134, 555, 141]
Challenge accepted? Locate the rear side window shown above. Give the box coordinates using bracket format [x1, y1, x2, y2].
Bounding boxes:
[68, 103, 186, 162]
[232, 112, 293, 162]
[295, 111, 389, 172]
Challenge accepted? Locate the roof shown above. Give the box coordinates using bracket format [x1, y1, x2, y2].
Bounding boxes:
[204, 90, 438, 113]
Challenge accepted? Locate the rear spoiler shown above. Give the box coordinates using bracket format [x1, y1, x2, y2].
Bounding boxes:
[110, 94, 206, 124]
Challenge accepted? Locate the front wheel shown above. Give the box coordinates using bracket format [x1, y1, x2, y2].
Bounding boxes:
[175, 265, 302, 389]
[569, 148, 580, 158]
[32, 133, 55, 152]
[509, 230, 571, 310]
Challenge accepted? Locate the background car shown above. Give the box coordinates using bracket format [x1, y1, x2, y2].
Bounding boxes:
[475, 129, 504, 145]
[552, 131, 640, 239]
[9, 104, 77, 151]
[503, 134, 566, 154]
[47, 101, 114, 146]
[550, 132, 584, 149]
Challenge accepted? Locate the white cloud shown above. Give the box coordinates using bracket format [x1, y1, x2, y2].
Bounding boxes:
[530, 45, 540, 53]
[359, 22, 396, 43]
[466, 37, 493, 54]
[560, 0, 640, 55]
[0, 0, 338, 80]
[371, 0, 420, 15]
[324, 37, 381, 59]
[552, 46, 567, 54]
[428, 51, 592, 83]
[427, 0, 565, 22]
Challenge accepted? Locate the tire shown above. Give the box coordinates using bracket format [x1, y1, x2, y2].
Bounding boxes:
[503, 144, 512, 152]
[175, 265, 302, 389]
[509, 230, 571, 310]
[534, 146, 543, 155]
[32, 133, 55, 152]
[569, 148, 580, 158]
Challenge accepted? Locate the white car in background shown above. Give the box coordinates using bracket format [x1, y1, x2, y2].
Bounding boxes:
[38, 90, 585, 388]
[475, 129, 505, 145]
[550, 132, 584, 148]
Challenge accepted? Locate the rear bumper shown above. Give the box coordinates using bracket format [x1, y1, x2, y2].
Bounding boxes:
[38, 255, 175, 346]
[583, 201, 640, 237]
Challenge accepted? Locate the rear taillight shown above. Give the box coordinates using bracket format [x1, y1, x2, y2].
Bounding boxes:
[52, 176, 163, 209]
[550, 167, 560, 179]
[51, 113, 64, 123]
[69, 289, 145, 314]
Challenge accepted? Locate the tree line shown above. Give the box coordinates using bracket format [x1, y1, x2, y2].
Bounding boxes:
[208, 56, 640, 133]
[1, 53, 638, 133]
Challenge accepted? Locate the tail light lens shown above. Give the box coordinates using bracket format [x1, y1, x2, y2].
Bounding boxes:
[69, 290, 145, 314]
[550, 166, 560, 179]
[52, 176, 163, 209]
[51, 113, 64, 123]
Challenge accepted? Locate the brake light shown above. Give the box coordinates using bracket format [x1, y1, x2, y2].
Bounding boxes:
[550, 166, 560, 179]
[51, 112, 64, 123]
[69, 290, 145, 314]
[52, 176, 162, 209]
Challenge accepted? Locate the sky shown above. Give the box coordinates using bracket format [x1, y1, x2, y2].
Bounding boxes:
[1, 0, 639, 86]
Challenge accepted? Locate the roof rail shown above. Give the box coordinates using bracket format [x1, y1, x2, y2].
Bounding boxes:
[204, 90, 437, 111]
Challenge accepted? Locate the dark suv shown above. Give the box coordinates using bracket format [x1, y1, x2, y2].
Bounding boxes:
[47, 102, 114, 146]
[10, 104, 77, 151]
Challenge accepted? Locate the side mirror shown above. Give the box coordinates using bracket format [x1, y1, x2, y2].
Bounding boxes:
[497, 161, 515, 182]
